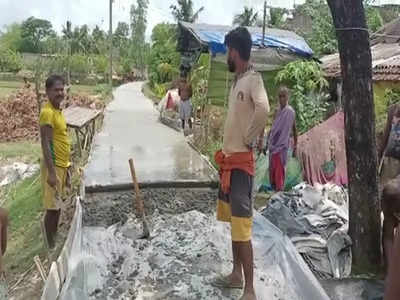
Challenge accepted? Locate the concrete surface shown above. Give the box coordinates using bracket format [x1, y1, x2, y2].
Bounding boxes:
[84, 82, 217, 191]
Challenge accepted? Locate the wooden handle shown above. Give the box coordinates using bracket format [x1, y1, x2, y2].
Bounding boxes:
[128, 159, 144, 216]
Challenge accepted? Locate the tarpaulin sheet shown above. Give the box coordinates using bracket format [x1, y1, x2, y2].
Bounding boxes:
[255, 149, 303, 192]
[262, 183, 351, 279]
[44, 199, 330, 300]
[180, 21, 313, 58]
[297, 112, 348, 186]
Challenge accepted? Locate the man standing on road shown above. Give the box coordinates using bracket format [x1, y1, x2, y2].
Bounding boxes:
[40, 75, 71, 249]
[213, 27, 269, 300]
[267, 86, 297, 191]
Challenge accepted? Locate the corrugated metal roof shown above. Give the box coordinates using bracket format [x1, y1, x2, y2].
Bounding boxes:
[321, 43, 400, 81]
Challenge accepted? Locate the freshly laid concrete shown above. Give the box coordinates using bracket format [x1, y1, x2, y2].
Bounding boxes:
[84, 82, 217, 191]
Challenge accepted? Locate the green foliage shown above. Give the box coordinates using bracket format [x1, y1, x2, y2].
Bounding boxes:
[69, 54, 90, 76]
[366, 6, 384, 33]
[148, 23, 180, 88]
[0, 47, 23, 72]
[94, 83, 112, 99]
[157, 62, 179, 83]
[43, 33, 64, 54]
[276, 60, 329, 133]
[3, 173, 44, 274]
[91, 25, 108, 54]
[20, 16, 54, 53]
[130, 0, 149, 72]
[233, 6, 259, 27]
[153, 82, 168, 99]
[92, 55, 108, 76]
[113, 22, 130, 57]
[170, 0, 204, 23]
[191, 54, 211, 110]
[292, 0, 384, 57]
[0, 142, 41, 163]
[120, 57, 134, 75]
[296, 0, 337, 57]
[0, 23, 23, 51]
[269, 8, 288, 27]
[384, 88, 400, 108]
[62, 23, 94, 55]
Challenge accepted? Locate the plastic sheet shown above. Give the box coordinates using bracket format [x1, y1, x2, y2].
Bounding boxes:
[179, 22, 313, 58]
[261, 183, 352, 279]
[255, 150, 303, 192]
[45, 199, 330, 300]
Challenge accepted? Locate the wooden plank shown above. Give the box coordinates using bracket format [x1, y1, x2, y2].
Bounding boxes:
[75, 128, 82, 157]
[63, 106, 102, 129]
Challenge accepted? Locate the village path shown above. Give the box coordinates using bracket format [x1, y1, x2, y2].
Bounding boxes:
[84, 82, 217, 190]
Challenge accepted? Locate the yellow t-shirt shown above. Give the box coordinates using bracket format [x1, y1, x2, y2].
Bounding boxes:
[39, 102, 71, 168]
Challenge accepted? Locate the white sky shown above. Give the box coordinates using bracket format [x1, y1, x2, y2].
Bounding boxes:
[0, 0, 399, 39]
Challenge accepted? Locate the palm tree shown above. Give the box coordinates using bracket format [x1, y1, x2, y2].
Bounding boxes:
[269, 8, 288, 27]
[233, 6, 259, 27]
[170, 0, 205, 23]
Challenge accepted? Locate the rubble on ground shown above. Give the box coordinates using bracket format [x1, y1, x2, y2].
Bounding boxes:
[261, 183, 351, 279]
[0, 88, 105, 142]
[0, 162, 39, 187]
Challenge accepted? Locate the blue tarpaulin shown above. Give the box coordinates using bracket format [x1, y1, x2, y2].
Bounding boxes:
[180, 22, 313, 59]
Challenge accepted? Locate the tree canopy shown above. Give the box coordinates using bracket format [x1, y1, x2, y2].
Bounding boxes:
[233, 6, 259, 27]
[20, 17, 54, 53]
[170, 0, 204, 23]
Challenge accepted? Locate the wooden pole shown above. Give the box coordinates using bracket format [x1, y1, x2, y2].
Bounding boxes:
[262, 1, 267, 46]
[327, 0, 381, 270]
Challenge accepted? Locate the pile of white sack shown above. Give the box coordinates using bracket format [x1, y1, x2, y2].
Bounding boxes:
[261, 183, 352, 279]
[0, 162, 39, 187]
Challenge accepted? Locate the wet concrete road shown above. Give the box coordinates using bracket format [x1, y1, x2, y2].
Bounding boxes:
[84, 82, 217, 191]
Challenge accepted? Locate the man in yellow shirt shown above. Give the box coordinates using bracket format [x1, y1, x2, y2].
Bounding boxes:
[39, 75, 71, 249]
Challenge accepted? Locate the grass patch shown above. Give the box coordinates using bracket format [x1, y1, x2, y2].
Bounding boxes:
[3, 173, 45, 275]
[142, 82, 162, 104]
[70, 84, 97, 96]
[0, 141, 43, 276]
[0, 142, 41, 164]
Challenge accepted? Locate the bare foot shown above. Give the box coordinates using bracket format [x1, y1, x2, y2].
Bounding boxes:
[212, 272, 243, 289]
[239, 290, 257, 300]
[226, 272, 243, 286]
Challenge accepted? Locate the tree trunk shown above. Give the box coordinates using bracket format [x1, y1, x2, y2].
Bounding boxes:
[327, 0, 381, 270]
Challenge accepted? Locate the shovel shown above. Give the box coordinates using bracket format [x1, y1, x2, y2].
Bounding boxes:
[128, 158, 150, 239]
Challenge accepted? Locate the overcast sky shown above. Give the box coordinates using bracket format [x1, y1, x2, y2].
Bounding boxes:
[0, 0, 399, 39]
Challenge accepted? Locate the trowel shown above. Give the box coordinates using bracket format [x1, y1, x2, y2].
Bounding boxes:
[128, 158, 150, 239]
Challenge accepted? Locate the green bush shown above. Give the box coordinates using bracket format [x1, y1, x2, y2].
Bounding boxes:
[92, 55, 108, 76]
[0, 48, 23, 72]
[276, 60, 329, 133]
[94, 83, 112, 99]
[153, 83, 167, 99]
[70, 54, 90, 76]
[120, 57, 134, 76]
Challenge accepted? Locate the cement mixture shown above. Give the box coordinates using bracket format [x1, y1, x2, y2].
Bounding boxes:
[58, 188, 330, 300]
[82, 188, 216, 227]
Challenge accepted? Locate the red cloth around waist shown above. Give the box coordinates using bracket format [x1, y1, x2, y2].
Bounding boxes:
[215, 150, 255, 194]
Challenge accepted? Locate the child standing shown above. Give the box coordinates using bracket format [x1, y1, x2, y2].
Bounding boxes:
[178, 82, 193, 131]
